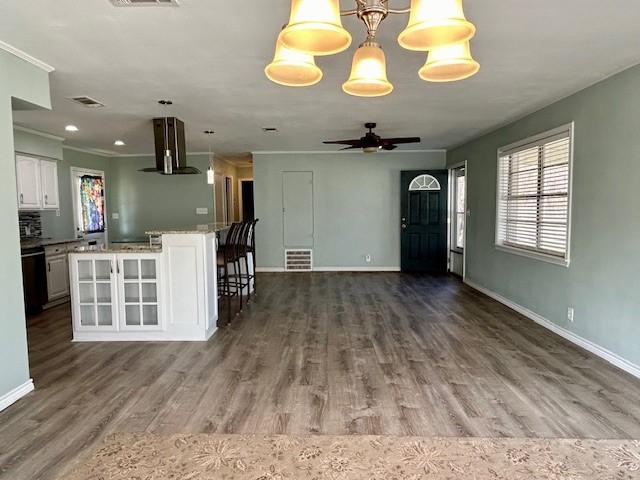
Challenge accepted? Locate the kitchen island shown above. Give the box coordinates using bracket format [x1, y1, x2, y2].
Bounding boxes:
[69, 225, 229, 342]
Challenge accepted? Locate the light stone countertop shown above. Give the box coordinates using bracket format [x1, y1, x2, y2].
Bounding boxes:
[145, 223, 233, 235]
[73, 243, 162, 254]
[20, 238, 85, 249]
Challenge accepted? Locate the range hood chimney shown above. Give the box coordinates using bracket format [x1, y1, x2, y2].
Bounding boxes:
[139, 117, 201, 175]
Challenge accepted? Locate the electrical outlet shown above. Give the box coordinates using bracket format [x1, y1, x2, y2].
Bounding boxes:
[567, 307, 575, 323]
[196, 207, 209, 215]
[112, 212, 120, 220]
[365, 254, 372, 263]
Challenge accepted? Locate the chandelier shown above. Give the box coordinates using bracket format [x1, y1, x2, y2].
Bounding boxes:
[265, 0, 479, 97]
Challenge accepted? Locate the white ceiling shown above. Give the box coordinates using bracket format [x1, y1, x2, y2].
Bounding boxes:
[2, 0, 640, 155]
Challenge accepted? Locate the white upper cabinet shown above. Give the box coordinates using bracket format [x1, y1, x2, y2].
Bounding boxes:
[16, 155, 42, 210]
[40, 160, 60, 209]
[15, 155, 60, 210]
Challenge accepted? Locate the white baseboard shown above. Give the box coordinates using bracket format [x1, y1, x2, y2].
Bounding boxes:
[257, 267, 400, 273]
[0, 379, 34, 412]
[314, 267, 401, 272]
[464, 279, 640, 379]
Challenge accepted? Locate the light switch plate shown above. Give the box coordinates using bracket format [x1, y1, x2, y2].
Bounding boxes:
[112, 213, 120, 220]
[196, 208, 209, 215]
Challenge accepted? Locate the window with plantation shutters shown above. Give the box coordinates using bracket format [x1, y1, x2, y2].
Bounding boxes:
[496, 124, 573, 266]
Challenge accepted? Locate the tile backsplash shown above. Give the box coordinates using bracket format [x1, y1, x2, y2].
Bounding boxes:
[19, 211, 42, 239]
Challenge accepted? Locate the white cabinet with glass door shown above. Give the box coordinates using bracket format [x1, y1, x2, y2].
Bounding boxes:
[69, 252, 163, 340]
[117, 254, 162, 331]
[70, 254, 118, 331]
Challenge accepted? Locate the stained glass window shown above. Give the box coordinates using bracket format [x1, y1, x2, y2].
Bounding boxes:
[80, 175, 105, 234]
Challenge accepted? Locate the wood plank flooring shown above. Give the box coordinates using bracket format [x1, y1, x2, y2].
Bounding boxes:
[2, 272, 640, 479]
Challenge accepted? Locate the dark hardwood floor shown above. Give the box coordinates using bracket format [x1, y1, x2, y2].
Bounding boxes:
[2, 273, 640, 479]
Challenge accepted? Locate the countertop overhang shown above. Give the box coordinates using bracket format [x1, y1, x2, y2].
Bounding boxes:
[145, 223, 232, 236]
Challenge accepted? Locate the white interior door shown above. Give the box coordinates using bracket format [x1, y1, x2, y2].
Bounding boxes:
[282, 171, 314, 248]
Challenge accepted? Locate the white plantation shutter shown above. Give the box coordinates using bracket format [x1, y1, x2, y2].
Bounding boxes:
[496, 125, 573, 264]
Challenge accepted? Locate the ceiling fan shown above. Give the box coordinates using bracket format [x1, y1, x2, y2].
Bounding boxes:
[323, 123, 421, 153]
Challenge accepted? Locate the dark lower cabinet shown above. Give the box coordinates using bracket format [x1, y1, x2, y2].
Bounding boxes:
[21, 247, 48, 315]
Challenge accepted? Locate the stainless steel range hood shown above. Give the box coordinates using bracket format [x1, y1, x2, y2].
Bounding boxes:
[139, 117, 201, 175]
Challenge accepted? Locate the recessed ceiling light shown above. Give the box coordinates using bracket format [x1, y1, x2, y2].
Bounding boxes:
[114, 140, 126, 146]
[65, 125, 79, 132]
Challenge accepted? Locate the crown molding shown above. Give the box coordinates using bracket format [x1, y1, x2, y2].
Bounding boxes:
[0, 41, 55, 73]
[251, 149, 446, 155]
[63, 145, 117, 157]
[13, 125, 65, 141]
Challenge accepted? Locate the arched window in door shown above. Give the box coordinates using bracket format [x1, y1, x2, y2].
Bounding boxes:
[409, 174, 441, 191]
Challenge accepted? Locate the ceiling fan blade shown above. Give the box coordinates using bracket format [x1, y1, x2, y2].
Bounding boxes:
[381, 137, 421, 145]
[323, 139, 361, 146]
[381, 144, 398, 151]
[340, 145, 361, 150]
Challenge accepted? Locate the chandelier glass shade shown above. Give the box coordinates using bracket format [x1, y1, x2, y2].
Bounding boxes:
[398, 0, 475, 51]
[265, 41, 323, 87]
[418, 41, 479, 82]
[266, 0, 479, 96]
[343, 41, 394, 97]
[279, 0, 352, 56]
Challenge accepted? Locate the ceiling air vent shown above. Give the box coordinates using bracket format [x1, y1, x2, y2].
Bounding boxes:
[110, 0, 179, 6]
[285, 249, 313, 272]
[262, 127, 279, 133]
[68, 96, 105, 108]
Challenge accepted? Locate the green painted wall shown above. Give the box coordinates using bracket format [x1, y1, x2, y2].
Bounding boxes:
[0, 50, 51, 401]
[108, 154, 214, 241]
[253, 151, 446, 269]
[448, 64, 640, 367]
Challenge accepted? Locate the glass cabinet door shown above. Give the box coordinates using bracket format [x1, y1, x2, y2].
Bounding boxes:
[119, 255, 161, 330]
[74, 256, 117, 329]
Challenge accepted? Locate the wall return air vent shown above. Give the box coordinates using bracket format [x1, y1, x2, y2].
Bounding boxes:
[110, 0, 179, 6]
[285, 249, 313, 272]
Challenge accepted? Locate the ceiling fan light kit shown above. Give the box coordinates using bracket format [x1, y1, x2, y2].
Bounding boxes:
[323, 122, 421, 153]
[267, 0, 479, 97]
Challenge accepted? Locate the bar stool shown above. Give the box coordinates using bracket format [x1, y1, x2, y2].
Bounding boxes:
[242, 219, 259, 300]
[217, 222, 243, 325]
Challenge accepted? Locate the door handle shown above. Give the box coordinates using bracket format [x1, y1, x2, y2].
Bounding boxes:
[401, 224, 407, 230]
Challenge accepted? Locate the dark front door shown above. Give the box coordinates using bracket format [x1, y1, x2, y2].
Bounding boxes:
[241, 181, 255, 221]
[401, 170, 448, 272]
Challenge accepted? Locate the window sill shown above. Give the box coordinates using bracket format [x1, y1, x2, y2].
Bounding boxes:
[495, 244, 570, 268]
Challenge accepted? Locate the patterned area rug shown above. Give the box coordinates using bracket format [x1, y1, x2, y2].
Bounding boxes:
[63, 434, 640, 479]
